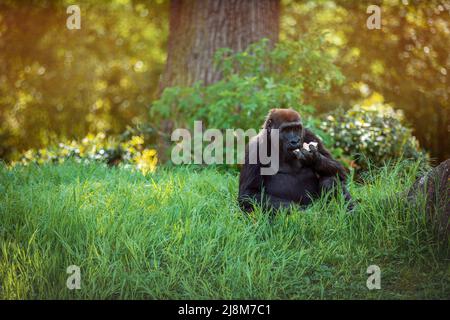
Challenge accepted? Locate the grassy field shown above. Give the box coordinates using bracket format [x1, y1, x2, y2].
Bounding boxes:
[0, 161, 449, 299]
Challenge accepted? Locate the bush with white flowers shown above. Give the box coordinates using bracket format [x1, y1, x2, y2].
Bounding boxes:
[16, 133, 158, 175]
[321, 103, 427, 170]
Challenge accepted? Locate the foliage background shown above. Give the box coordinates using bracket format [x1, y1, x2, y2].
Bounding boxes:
[0, 0, 168, 160]
[0, 0, 448, 163]
[281, 0, 449, 162]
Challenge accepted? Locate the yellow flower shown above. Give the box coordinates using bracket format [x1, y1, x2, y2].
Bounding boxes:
[24, 149, 34, 159]
[96, 132, 106, 140]
[83, 133, 96, 144]
[130, 135, 145, 147]
[39, 148, 47, 157]
[78, 146, 85, 157]
[134, 148, 158, 175]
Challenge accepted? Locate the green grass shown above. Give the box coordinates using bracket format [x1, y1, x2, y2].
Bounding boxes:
[0, 161, 449, 299]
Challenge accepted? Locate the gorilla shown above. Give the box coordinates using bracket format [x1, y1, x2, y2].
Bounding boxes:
[238, 108, 353, 212]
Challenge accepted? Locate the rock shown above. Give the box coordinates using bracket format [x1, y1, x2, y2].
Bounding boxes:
[407, 159, 449, 238]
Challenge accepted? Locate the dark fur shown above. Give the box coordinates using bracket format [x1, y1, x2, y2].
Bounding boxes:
[238, 108, 353, 212]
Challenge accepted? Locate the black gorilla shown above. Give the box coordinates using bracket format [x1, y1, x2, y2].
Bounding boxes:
[238, 108, 353, 212]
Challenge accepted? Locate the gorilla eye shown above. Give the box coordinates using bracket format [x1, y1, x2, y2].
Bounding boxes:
[281, 124, 302, 132]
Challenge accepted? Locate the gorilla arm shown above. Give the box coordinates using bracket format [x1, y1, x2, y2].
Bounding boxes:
[238, 141, 293, 212]
[301, 129, 354, 208]
[303, 129, 348, 181]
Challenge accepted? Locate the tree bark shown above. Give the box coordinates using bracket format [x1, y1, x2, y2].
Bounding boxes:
[160, 0, 280, 90]
[407, 159, 450, 238]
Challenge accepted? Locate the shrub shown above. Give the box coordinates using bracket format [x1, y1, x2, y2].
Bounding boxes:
[14, 133, 158, 175]
[151, 34, 344, 131]
[320, 102, 427, 170]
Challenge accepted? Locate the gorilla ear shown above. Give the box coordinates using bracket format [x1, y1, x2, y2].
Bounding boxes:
[263, 119, 272, 135]
[263, 109, 276, 129]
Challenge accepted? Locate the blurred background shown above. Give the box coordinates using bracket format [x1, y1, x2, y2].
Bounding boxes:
[0, 0, 448, 169]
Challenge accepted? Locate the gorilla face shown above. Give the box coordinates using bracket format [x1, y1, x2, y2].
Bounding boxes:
[278, 121, 304, 156]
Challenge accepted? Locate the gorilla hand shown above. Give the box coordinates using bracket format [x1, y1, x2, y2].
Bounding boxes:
[293, 144, 321, 167]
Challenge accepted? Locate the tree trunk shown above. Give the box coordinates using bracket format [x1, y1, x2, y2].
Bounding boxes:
[407, 159, 450, 239]
[160, 0, 280, 90]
